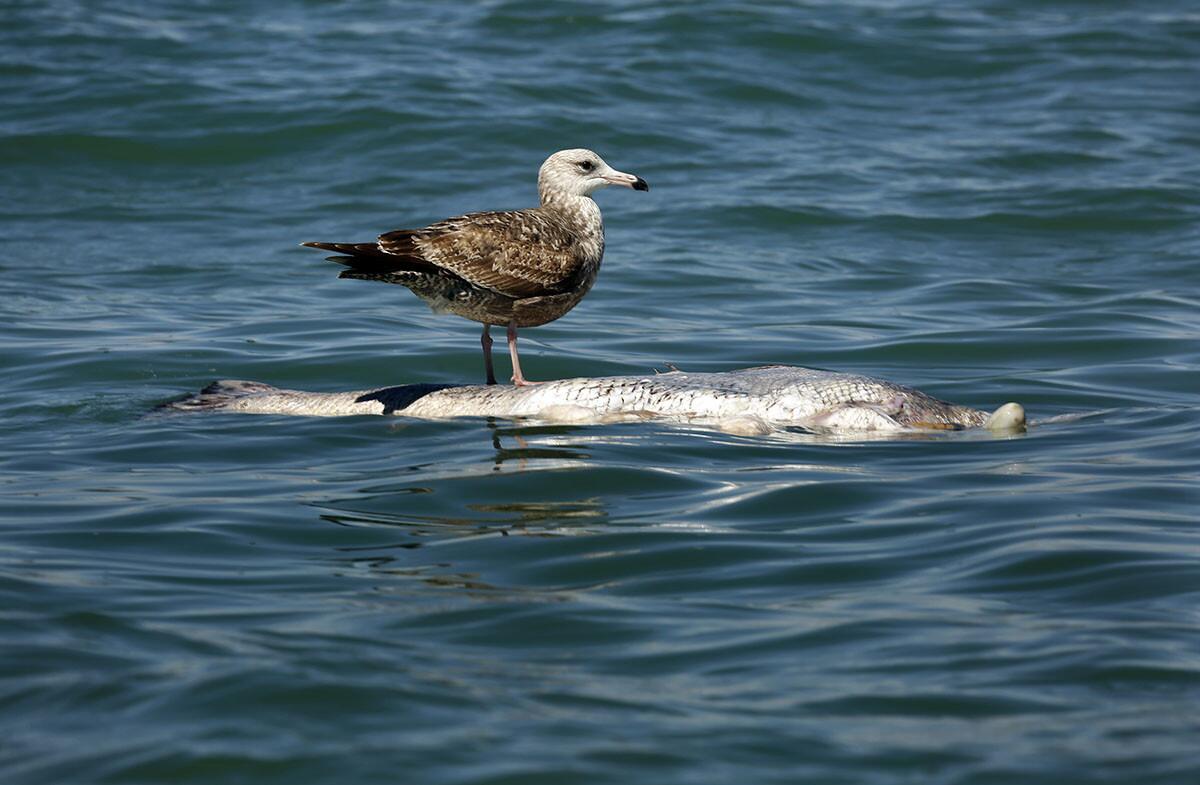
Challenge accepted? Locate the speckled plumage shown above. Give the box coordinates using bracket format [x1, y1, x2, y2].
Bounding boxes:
[333, 207, 604, 328]
[302, 149, 648, 385]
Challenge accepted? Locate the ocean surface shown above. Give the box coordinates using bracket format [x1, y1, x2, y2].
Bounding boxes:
[2, 1, 1198, 783]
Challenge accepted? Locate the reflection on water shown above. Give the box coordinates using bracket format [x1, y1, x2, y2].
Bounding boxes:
[319, 498, 608, 541]
[488, 422, 593, 469]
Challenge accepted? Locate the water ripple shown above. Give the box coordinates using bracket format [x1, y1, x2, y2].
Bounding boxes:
[3, 1, 1200, 783]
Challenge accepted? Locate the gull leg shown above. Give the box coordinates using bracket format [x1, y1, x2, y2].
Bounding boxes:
[508, 320, 541, 386]
[481, 324, 496, 385]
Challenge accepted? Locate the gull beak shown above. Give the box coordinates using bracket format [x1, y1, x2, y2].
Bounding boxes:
[602, 169, 650, 191]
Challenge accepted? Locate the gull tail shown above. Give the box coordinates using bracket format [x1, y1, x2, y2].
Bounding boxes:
[300, 241, 385, 256]
[300, 239, 440, 279]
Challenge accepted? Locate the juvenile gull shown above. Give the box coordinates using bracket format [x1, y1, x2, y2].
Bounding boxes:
[302, 148, 648, 386]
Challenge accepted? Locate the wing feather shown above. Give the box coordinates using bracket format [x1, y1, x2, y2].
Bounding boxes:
[381, 209, 589, 299]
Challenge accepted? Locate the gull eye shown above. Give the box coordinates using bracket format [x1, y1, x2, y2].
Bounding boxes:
[577, 160, 595, 173]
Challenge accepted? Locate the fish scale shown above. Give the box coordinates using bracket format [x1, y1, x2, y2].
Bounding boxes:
[167, 366, 1017, 433]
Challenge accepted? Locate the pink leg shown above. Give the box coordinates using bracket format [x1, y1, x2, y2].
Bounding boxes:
[481, 324, 496, 385]
[507, 320, 541, 386]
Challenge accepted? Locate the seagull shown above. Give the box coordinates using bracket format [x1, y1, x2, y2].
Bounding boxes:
[302, 148, 648, 386]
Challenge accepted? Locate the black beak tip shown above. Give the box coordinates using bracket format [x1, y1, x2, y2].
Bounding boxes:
[633, 177, 649, 192]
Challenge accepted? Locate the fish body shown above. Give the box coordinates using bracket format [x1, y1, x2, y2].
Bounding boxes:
[167, 366, 1023, 434]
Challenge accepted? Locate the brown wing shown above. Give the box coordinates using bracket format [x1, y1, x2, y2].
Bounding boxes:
[378, 209, 588, 299]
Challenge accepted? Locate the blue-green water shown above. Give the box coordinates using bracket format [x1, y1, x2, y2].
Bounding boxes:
[3, 2, 1199, 782]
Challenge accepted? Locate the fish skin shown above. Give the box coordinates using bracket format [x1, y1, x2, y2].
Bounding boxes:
[165, 366, 999, 433]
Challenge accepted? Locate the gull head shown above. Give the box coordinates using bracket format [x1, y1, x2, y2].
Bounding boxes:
[538, 148, 649, 203]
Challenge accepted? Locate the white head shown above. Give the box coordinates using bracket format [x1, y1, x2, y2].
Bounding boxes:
[537, 148, 649, 205]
